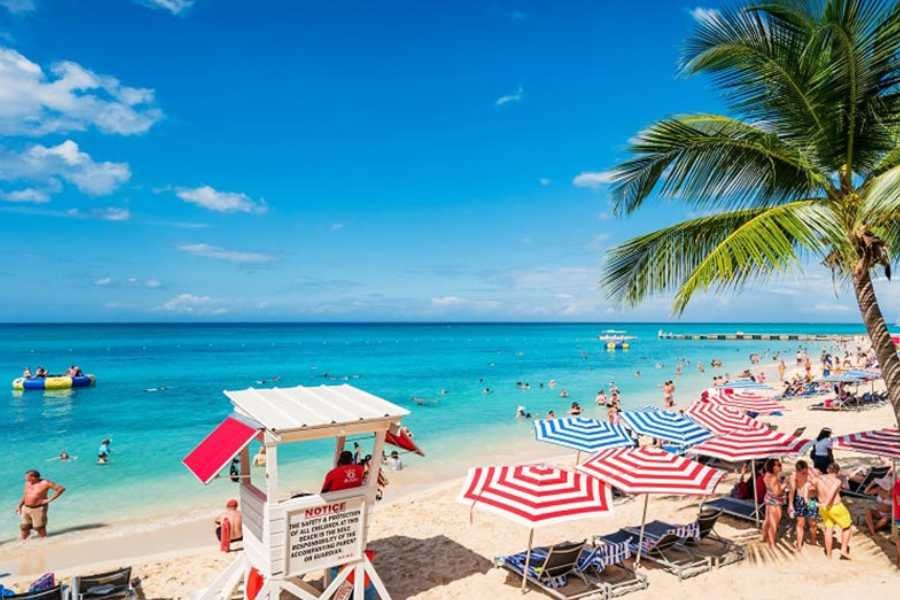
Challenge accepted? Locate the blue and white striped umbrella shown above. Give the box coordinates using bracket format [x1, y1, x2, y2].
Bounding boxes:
[619, 408, 713, 446]
[533, 417, 635, 453]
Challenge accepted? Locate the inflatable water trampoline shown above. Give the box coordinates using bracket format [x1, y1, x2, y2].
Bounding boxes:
[13, 374, 96, 391]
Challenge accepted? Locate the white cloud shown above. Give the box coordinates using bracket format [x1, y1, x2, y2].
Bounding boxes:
[96, 207, 130, 221]
[573, 171, 614, 189]
[495, 85, 524, 107]
[539, 178, 551, 187]
[94, 277, 112, 286]
[430, 296, 500, 311]
[330, 223, 344, 232]
[585, 233, 609, 252]
[144, 278, 161, 288]
[0, 0, 35, 14]
[178, 243, 274, 264]
[175, 185, 267, 214]
[0, 47, 162, 136]
[431, 296, 466, 306]
[0, 140, 130, 197]
[811, 302, 852, 313]
[159, 293, 228, 315]
[2, 187, 49, 203]
[690, 7, 721, 23]
[138, 0, 194, 14]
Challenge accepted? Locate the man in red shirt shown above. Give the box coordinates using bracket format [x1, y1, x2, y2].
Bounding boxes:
[321, 451, 365, 493]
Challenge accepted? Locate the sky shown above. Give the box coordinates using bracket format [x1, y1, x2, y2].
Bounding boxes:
[0, 0, 896, 323]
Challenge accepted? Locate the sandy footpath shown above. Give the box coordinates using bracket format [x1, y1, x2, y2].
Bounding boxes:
[1, 355, 898, 599]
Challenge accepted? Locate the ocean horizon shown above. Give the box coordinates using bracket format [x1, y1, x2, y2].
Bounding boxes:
[0, 322, 864, 534]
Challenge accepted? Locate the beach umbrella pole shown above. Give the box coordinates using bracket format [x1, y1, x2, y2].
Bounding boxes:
[635, 495, 649, 569]
[751, 458, 760, 528]
[521, 529, 534, 593]
[575, 450, 581, 466]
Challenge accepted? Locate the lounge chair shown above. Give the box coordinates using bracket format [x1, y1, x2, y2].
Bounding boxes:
[576, 541, 649, 598]
[843, 465, 891, 500]
[594, 529, 712, 581]
[6, 587, 65, 600]
[634, 509, 746, 568]
[497, 541, 596, 599]
[497, 539, 648, 599]
[71, 567, 135, 600]
[702, 497, 761, 523]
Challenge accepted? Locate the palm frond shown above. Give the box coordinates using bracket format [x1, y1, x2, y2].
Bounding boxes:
[862, 164, 900, 220]
[682, 3, 830, 145]
[603, 201, 833, 313]
[609, 115, 832, 214]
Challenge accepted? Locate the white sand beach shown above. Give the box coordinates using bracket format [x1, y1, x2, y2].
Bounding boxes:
[1, 357, 897, 599]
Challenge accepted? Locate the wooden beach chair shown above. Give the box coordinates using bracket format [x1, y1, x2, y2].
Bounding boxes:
[71, 567, 135, 600]
[594, 529, 712, 581]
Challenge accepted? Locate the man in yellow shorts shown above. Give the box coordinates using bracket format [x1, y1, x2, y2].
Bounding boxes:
[815, 463, 852, 559]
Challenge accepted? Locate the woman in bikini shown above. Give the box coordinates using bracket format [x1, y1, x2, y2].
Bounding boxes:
[787, 460, 819, 551]
[762, 458, 785, 550]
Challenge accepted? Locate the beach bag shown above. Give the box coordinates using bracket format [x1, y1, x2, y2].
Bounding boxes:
[28, 573, 55, 592]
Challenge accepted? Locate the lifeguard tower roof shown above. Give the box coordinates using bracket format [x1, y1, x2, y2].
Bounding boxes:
[226, 384, 409, 433]
[183, 384, 410, 485]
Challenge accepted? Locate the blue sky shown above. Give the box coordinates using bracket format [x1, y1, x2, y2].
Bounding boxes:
[0, 0, 896, 323]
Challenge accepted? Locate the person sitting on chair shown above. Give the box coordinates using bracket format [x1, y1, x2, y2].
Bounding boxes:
[321, 451, 365, 493]
[215, 499, 243, 552]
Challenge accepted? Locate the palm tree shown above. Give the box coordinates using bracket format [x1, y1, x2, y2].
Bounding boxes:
[602, 0, 900, 424]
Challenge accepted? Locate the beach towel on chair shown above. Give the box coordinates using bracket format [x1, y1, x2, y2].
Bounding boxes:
[670, 522, 700, 541]
[504, 548, 568, 588]
[577, 541, 631, 573]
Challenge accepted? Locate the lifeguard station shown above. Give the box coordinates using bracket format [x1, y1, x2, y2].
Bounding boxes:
[184, 384, 418, 600]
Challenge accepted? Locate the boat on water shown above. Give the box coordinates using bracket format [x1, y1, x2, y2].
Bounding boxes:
[13, 374, 96, 391]
[597, 332, 635, 350]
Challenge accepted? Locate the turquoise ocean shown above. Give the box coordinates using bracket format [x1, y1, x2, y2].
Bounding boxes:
[0, 322, 864, 534]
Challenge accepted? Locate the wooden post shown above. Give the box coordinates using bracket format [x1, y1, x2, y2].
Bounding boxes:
[264, 434, 279, 502]
[334, 436, 346, 467]
[369, 430, 387, 505]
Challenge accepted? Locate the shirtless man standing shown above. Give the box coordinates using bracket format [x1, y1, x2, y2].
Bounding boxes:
[815, 462, 852, 559]
[16, 470, 65, 540]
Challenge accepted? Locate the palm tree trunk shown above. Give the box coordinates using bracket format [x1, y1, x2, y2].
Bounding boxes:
[851, 268, 900, 426]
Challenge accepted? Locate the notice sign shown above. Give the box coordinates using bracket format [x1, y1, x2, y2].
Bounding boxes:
[285, 497, 365, 575]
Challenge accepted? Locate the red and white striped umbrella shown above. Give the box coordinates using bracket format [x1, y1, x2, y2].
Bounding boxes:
[686, 401, 766, 435]
[458, 463, 614, 528]
[834, 428, 900, 460]
[687, 428, 811, 461]
[701, 388, 786, 416]
[577, 447, 725, 495]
